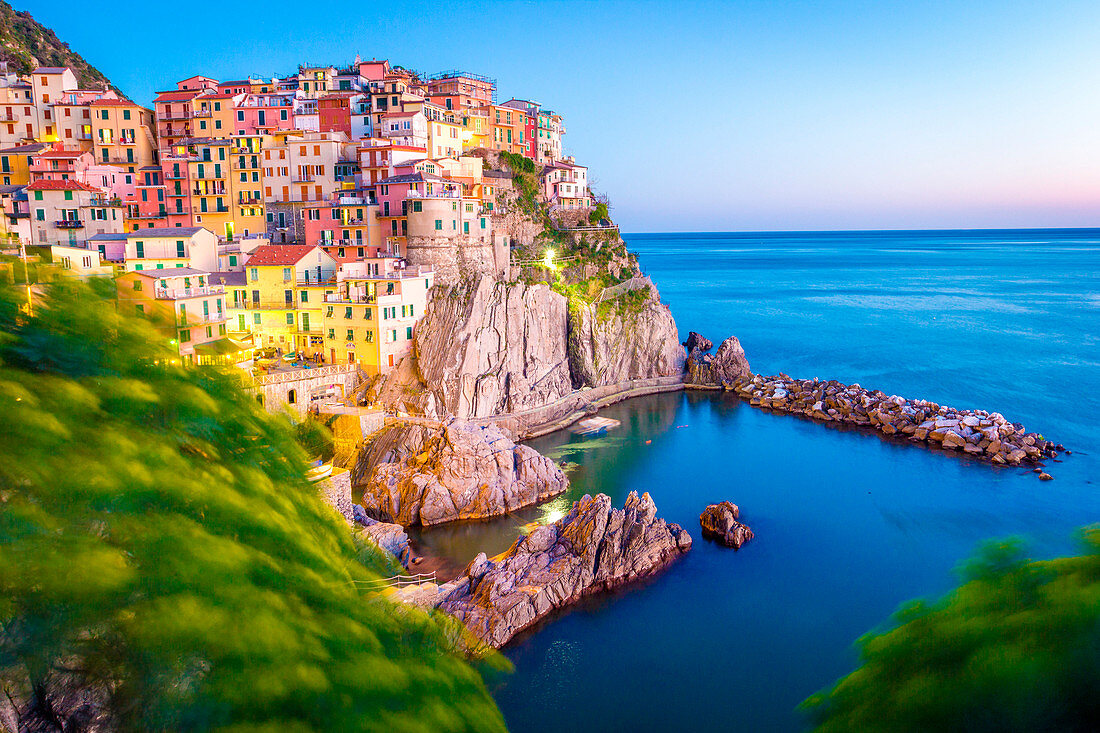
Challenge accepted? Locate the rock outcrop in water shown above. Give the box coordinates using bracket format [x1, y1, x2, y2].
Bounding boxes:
[437, 491, 692, 648]
[700, 502, 754, 549]
[684, 335, 753, 388]
[359, 421, 568, 526]
[733, 374, 1063, 466]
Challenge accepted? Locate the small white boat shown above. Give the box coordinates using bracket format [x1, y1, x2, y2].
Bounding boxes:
[572, 416, 621, 437]
[306, 463, 333, 481]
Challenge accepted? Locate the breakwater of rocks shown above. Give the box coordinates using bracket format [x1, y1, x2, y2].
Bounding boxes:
[731, 373, 1064, 471]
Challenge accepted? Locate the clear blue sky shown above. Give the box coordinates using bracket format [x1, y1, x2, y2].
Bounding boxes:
[19, 0, 1100, 231]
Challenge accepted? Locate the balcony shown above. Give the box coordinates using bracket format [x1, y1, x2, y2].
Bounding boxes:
[238, 195, 262, 205]
[192, 109, 212, 118]
[297, 275, 338, 286]
[156, 285, 224, 300]
[177, 313, 227, 326]
[324, 293, 376, 304]
[193, 187, 226, 196]
[55, 219, 84, 228]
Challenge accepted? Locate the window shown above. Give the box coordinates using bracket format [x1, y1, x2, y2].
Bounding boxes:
[206, 326, 213, 338]
[135, 304, 144, 314]
[346, 329, 354, 341]
[35, 208, 44, 221]
[366, 330, 373, 343]
[229, 255, 237, 266]
[249, 268, 258, 281]
[176, 241, 185, 258]
[283, 267, 292, 281]
[286, 313, 294, 325]
[135, 241, 144, 258]
[132, 280, 142, 291]
[344, 307, 352, 319]
[179, 329, 191, 342]
[287, 389, 296, 405]
[299, 290, 308, 304]
[33, 190, 42, 201]
[253, 313, 261, 325]
[64, 190, 73, 201]
[412, 200, 422, 212]
[327, 328, 335, 339]
[434, 219, 442, 230]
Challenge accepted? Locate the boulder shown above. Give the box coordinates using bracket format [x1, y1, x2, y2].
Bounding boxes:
[437, 491, 692, 648]
[360, 421, 568, 526]
[699, 501, 755, 549]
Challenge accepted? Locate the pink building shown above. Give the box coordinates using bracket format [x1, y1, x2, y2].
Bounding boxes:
[29, 147, 93, 181]
[235, 93, 295, 136]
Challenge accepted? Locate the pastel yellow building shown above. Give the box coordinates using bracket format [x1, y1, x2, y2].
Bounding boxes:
[89, 99, 158, 173]
[236, 244, 338, 355]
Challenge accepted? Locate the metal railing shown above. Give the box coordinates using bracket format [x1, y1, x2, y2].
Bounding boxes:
[352, 572, 437, 589]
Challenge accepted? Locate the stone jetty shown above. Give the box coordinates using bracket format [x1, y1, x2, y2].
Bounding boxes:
[731, 374, 1062, 466]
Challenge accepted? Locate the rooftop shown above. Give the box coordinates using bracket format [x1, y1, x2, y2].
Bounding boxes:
[26, 180, 102, 192]
[131, 266, 211, 279]
[130, 227, 205, 237]
[246, 244, 321, 266]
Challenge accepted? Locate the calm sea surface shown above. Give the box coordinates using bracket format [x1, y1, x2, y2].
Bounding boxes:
[415, 229, 1100, 731]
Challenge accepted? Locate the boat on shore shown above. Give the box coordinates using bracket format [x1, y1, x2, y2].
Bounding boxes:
[571, 416, 621, 437]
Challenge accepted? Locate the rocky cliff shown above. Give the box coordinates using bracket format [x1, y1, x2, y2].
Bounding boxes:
[413, 276, 573, 419]
[567, 279, 685, 389]
[359, 421, 568, 526]
[437, 491, 692, 648]
[407, 274, 685, 420]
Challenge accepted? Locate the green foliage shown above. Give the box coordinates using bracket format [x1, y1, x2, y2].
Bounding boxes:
[294, 418, 335, 462]
[588, 202, 609, 224]
[802, 530, 1100, 732]
[0, 0, 114, 89]
[0, 279, 506, 731]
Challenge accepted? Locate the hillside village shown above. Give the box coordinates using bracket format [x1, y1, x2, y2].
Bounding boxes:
[0, 59, 615, 408]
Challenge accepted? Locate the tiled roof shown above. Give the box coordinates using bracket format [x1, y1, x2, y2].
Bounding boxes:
[25, 180, 102, 192]
[245, 244, 319, 266]
[154, 90, 200, 102]
[92, 99, 143, 107]
[37, 150, 87, 159]
[379, 172, 448, 184]
[87, 232, 128, 241]
[33, 67, 71, 74]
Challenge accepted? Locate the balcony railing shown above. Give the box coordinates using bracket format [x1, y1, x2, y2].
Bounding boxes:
[55, 219, 84, 228]
[297, 275, 338, 286]
[156, 285, 224, 300]
[177, 312, 227, 326]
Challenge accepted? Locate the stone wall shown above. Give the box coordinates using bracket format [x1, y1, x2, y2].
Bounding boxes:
[403, 234, 509, 284]
[248, 364, 361, 418]
[316, 468, 353, 524]
[265, 201, 308, 243]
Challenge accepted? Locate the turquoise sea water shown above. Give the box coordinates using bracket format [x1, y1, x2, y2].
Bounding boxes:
[416, 229, 1100, 731]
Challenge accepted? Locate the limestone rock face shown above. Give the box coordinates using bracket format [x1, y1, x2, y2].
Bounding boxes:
[685, 335, 752, 388]
[414, 276, 573, 419]
[438, 491, 692, 648]
[567, 280, 686, 389]
[700, 502, 755, 549]
[360, 421, 568, 526]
